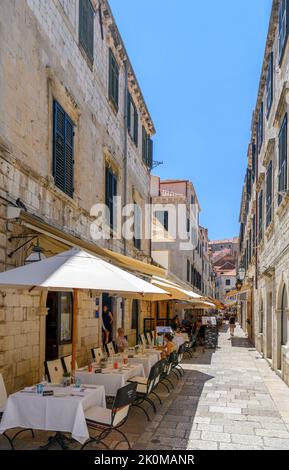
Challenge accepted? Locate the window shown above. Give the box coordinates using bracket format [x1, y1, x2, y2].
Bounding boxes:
[279, 0, 289, 64]
[187, 218, 190, 234]
[142, 127, 153, 169]
[155, 211, 168, 232]
[59, 292, 73, 344]
[266, 52, 273, 118]
[266, 161, 273, 227]
[131, 300, 139, 330]
[226, 280, 230, 286]
[278, 113, 287, 204]
[53, 101, 74, 198]
[108, 49, 119, 110]
[281, 286, 288, 346]
[105, 166, 117, 230]
[187, 260, 190, 283]
[258, 190, 263, 243]
[252, 215, 256, 257]
[257, 103, 264, 154]
[79, 0, 94, 63]
[127, 93, 138, 146]
[133, 203, 141, 250]
[251, 142, 256, 181]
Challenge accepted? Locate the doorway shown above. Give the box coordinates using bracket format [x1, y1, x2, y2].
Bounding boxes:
[45, 292, 73, 361]
[131, 299, 139, 344]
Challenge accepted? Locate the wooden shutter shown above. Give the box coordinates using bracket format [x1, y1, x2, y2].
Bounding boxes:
[127, 93, 131, 133]
[147, 138, 153, 170]
[279, 113, 288, 203]
[134, 106, 138, 146]
[266, 161, 273, 226]
[142, 127, 147, 165]
[65, 115, 74, 198]
[109, 49, 119, 109]
[266, 53, 273, 118]
[53, 101, 66, 193]
[79, 0, 94, 63]
[258, 190, 263, 242]
[53, 101, 74, 198]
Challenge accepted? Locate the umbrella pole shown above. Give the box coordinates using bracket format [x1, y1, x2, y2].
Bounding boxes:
[71, 288, 78, 379]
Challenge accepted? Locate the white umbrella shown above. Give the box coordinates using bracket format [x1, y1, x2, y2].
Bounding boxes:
[0, 248, 169, 372]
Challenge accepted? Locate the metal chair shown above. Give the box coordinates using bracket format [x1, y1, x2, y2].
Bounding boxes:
[45, 359, 65, 383]
[81, 382, 137, 450]
[159, 353, 176, 391]
[91, 347, 103, 363]
[0, 373, 34, 450]
[128, 360, 163, 421]
[171, 343, 186, 379]
[105, 342, 116, 357]
[62, 355, 79, 374]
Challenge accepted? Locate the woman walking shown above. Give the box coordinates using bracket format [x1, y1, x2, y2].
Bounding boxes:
[229, 314, 236, 337]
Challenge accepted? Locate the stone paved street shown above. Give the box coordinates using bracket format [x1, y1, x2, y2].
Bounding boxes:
[1, 324, 289, 451]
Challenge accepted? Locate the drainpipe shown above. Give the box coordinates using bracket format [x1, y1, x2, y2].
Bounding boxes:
[123, 59, 128, 256]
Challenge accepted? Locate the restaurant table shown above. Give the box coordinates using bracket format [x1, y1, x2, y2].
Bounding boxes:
[76, 363, 145, 396]
[127, 352, 158, 377]
[142, 349, 162, 361]
[0, 384, 105, 445]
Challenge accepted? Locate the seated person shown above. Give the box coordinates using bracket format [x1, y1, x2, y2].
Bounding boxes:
[161, 333, 177, 358]
[115, 328, 128, 353]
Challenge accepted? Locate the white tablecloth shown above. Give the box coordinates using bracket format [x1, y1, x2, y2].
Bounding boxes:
[142, 349, 161, 361]
[0, 385, 105, 444]
[128, 352, 158, 377]
[76, 364, 144, 396]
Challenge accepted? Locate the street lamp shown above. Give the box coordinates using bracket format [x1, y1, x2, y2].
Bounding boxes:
[24, 243, 46, 264]
[238, 267, 246, 282]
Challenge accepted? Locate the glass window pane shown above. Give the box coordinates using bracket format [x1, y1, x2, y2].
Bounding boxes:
[59, 293, 72, 343]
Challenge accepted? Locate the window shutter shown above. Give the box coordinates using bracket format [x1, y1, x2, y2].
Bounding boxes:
[147, 138, 153, 170]
[109, 49, 119, 109]
[134, 107, 138, 146]
[279, 113, 288, 203]
[127, 93, 131, 133]
[53, 102, 66, 193]
[142, 127, 147, 165]
[87, 1, 94, 62]
[65, 115, 74, 198]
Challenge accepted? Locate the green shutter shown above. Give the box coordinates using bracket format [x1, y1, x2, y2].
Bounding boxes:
[134, 106, 138, 146]
[79, 0, 94, 63]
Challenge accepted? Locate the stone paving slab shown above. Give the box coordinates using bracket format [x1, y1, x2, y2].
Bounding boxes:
[1, 324, 289, 450]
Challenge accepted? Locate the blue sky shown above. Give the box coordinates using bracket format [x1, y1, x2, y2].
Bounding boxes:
[109, 0, 273, 240]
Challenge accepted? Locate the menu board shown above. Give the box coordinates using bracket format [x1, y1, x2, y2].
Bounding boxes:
[204, 325, 218, 349]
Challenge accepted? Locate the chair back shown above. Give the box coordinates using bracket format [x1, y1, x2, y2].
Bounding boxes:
[147, 360, 163, 392]
[177, 343, 186, 363]
[45, 359, 65, 383]
[155, 359, 167, 384]
[91, 347, 102, 363]
[106, 342, 115, 357]
[111, 382, 137, 427]
[139, 333, 147, 347]
[0, 373, 7, 413]
[62, 355, 79, 373]
[146, 331, 153, 345]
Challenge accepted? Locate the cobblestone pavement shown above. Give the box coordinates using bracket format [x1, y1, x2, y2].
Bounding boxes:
[1, 324, 289, 450]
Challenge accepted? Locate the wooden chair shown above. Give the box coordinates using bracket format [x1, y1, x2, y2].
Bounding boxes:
[62, 355, 79, 374]
[105, 342, 116, 357]
[45, 359, 65, 383]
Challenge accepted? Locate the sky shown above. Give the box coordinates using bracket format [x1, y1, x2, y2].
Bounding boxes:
[109, 0, 273, 241]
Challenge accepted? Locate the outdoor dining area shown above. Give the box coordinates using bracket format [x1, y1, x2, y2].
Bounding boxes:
[0, 248, 194, 450]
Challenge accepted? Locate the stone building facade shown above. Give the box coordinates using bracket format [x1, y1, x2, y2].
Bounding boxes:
[0, 0, 156, 392]
[239, 0, 289, 387]
[209, 238, 238, 304]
